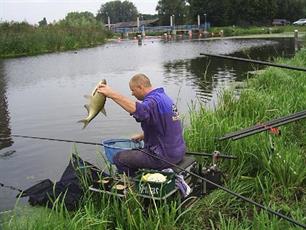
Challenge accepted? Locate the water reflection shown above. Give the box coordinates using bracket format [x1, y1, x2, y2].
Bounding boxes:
[162, 38, 296, 103]
[0, 61, 14, 152]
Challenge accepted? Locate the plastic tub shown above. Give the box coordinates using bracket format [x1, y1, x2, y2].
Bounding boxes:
[134, 170, 175, 197]
[102, 139, 143, 164]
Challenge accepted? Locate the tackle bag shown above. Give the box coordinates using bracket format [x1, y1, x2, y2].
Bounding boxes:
[18, 154, 102, 211]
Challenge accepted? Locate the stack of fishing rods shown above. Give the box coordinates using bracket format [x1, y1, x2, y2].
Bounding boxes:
[219, 110, 306, 141]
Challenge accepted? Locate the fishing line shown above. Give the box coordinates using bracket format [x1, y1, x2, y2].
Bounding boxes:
[137, 148, 306, 229]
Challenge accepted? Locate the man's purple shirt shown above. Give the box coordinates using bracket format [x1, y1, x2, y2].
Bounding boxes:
[131, 87, 186, 163]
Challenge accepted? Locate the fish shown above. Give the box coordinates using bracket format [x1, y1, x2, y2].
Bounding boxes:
[78, 79, 107, 129]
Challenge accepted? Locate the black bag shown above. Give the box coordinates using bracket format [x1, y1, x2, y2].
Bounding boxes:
[19, 154, 102, 211]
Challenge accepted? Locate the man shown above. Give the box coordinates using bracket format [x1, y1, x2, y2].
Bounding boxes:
[97, 73, 186, 176]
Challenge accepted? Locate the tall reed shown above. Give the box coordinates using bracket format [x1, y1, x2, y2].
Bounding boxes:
[0, 21, 112, 58]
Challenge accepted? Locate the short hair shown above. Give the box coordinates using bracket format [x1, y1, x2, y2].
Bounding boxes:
[130, 73, 152, 88]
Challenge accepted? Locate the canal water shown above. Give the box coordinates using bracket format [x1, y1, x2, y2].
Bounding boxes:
[0, 37, 298, 211]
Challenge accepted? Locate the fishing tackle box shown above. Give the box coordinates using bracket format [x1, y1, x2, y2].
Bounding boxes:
[134, 170, 176, 198]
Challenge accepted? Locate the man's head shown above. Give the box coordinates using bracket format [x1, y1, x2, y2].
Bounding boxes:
[129, 73, 153, 100]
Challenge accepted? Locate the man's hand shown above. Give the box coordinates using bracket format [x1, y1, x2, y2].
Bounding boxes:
[97, 82, 137, 114]
[97, 83, 116, 98]
[131, 133, 144, 141]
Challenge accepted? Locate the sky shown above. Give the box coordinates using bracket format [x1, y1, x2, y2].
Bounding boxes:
[0, 0, 159, 24]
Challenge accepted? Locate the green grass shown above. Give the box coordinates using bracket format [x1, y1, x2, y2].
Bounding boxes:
[0, 21, 112, 58]
[184, 48, 306, 228]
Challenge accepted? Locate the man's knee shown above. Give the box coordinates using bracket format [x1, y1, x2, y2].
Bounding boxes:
[113, 151, 131, 169]
[113, 152, 122, 166]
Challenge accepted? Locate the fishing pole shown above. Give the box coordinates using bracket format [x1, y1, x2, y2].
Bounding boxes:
[200, 53, 306, 72]
[186, 151, 237, 159]
[0, 182, 23, 193]
[219, 110, 306, 141]
[12, 134, 103, 146]
[137, 148, 306, 229]
[232, 113, 306, 140]
[11, 135, 236, 159]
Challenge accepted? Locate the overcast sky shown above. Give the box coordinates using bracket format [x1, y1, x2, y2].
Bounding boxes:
[0, 0, 159, 24]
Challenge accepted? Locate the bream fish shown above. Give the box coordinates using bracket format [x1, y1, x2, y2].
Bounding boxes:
[78, 79, 107, 129]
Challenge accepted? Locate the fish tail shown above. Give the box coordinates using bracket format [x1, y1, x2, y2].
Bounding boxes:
[77, 119, 89, 129]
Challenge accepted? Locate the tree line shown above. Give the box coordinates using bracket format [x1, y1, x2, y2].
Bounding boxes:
[97, 0, 306, 26]
[3, 0, 305, 27]
[184, 0, 306, 26]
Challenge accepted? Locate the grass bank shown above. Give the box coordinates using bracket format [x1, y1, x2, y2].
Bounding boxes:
[183, 48, 306, 228]
[210, 25, 306, 37]
[0, 21, 112, 58]
[1, 23, 304, 58]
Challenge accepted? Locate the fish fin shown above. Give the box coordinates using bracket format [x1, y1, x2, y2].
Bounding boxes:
[84, 95, 92, 99]
[84, 104, 90, 113]
[91, 88, 97, 96]
[101, 108, 107, 116]
[77, 119, 89, 129]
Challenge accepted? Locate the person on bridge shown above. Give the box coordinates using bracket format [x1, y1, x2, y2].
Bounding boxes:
[97, 73, 186, 176]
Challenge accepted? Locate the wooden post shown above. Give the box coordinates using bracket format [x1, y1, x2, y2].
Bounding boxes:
[107, 16, 111, 30]
[294, 30, 299, 51]
[220, 30, 224, 37]
[137, 17, 140, 29]
[197, 14, 200, 28]
[137, 34, 142, 45]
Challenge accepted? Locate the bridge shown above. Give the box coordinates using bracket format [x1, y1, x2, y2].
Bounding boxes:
[111, 24, 210, 34]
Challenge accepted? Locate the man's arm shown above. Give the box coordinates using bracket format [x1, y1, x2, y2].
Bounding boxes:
[97, 84, 136, 113]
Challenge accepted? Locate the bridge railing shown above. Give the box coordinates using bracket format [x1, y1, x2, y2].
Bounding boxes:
[111, 24, 210, 33]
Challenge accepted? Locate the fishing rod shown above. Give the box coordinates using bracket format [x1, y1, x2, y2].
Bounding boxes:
[137, 148, 306, 229]
[186, 151, 237, 159]
[11, 134, 236, 159]
[0, 182, 23, 193]
[200, 53, 306, 72]
[8, 135, 305, 228]
[232, 113, 306, 140]
[219, 110, 306, 141]
[12, 134, 103, 146]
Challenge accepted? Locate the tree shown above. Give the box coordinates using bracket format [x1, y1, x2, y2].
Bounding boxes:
[188, 0, 227, 26]
[188, 0, 306, 26]
[38, 17, 47, 27]
[156, 0, 188, 25]
[275, 0, 306, 21]
[59, 12, 102, 27]
[141, 14, 159, 20]
[66, 12, 98, 26]
[96, 0, 138, 24]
